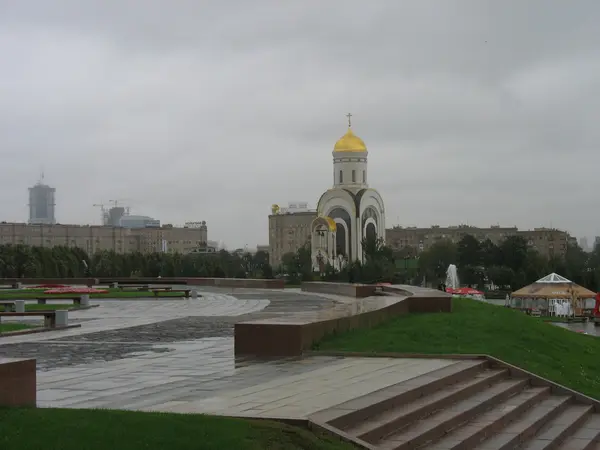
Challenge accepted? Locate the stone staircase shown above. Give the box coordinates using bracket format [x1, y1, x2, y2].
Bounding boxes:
[310, 359, 600, 450]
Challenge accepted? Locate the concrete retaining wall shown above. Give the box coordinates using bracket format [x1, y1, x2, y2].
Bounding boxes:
[0, 278, 98, 287]
[0, 277, 284, 289]
[0, 358, 36, 407]
[235, 283, 452, 357]
[301, 282, 377, 298]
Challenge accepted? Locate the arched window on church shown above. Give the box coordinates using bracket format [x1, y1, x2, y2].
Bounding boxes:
[352, 170, 356, 182]
[363, 170, 366, 183]
[339, 170, 343, 183]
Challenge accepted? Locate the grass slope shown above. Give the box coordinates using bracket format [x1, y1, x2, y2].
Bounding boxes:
[0, 323, 33, 333]
[0, 408, 356, 450]
[318, 297, 600, 400]
[0, 288, 188, 300]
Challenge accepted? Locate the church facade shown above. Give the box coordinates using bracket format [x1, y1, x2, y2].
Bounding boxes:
[311, 117, 386, 272]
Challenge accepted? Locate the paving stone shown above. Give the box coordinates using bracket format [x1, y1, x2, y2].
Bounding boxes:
[0, 287, 457, 417]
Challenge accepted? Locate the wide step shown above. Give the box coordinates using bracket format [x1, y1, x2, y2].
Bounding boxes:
[556, 414, 600, 450]
[349, 368, 509, 443]
[378, 378, 528, 450]
[427, 386, 550, 450]
[520, 404, 592, 449]
[322, 360, 489, 431]
[472, 395, 572, 449]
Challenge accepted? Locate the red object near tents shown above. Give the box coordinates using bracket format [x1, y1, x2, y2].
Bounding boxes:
[446, 287, 484, 295]
[594, 293, 600, 317]
[44, 288, 109, 295]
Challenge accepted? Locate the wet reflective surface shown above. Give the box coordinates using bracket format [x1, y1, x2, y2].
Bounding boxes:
[0, 286, 458, 416]
[552, 321, 600, 336]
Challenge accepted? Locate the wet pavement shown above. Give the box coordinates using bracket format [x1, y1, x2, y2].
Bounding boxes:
[552, 320, 600, 336]
[0, 289, 336, 370]
[0, 287, 458, 417]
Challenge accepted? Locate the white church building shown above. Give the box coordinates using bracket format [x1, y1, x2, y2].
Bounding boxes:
[311, 116, 386, 272]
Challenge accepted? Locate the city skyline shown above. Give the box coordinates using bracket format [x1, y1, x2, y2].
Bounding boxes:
[1, 1, 599, 248]
[4, 177, 597, 249]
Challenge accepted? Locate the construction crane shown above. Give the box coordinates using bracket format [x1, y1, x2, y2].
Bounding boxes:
[93, 203, 108, 225]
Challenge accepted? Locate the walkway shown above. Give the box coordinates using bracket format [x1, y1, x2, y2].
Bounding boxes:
[0, 288, 459, 419]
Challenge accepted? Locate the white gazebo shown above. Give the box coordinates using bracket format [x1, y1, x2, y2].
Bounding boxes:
[511, 272, 597, 316]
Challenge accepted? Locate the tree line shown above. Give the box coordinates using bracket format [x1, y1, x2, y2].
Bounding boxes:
[0, 244, 274, 279]
[3, 235, 599, 293]
[280, 234, 600, 292]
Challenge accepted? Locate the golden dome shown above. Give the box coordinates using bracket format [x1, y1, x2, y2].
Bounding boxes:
[333, 128, 367, 152]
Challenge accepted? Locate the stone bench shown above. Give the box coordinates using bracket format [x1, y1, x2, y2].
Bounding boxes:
[151, 288, 192, 298]
[0, 358, 36, 407]
[0, 310, 69, 328]
[118, 285, 150, 291]
[35, 296, 86, 306]
[0, 301, 16, 312]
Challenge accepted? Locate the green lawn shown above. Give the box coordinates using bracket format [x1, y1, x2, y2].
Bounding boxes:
[317, 297, 600, 400]
[0, 323, 35, 333]
[0, 408, 356, 450]
[0, 288, 190, 300]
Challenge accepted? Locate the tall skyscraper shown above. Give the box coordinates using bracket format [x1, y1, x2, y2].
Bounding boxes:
[580, 237, 590, 252]
[28, 175, 56, 225]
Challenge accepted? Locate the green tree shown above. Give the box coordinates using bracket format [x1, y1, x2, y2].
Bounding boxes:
[499, 236, 529, 272]
[418, 239, 458, 285]
[281, 245, 313, 283]
[458, 264, 485, 288]
[481, 239, 502, 268]
[486, 265, 515, 289]
[457, 234, 482, 268]
[359, 235, 395, 283]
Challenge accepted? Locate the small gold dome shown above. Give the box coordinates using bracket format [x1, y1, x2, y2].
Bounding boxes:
[333, 128, 367, 152]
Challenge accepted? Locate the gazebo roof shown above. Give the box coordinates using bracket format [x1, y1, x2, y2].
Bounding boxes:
[535, 273, 572, 284]
[511, 272, 596, 299]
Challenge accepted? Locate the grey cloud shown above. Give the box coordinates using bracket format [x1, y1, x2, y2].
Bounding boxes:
[0, 0, 599, 247]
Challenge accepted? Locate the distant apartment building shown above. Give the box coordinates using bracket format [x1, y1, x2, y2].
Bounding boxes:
[28, 181, 56, 225]
[518, 228, 570, 259]
[0, 222, 208, 255]
[386, 225, 570, 259]
[268, 202, 317, 268]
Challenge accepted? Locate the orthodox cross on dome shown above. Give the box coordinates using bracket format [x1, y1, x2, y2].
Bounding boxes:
[346, 112, 352, 128]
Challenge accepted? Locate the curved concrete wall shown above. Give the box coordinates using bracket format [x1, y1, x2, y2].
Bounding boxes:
[235, 282, 452, 357]
[301, 281, 377, 298]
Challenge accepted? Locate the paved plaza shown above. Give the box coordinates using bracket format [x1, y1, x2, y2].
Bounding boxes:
[0, 287, 460, 419]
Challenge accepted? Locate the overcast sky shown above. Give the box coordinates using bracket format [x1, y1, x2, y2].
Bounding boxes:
[1, 1, 599, 249]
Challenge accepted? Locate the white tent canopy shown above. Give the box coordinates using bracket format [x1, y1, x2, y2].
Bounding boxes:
[535, 273, 572, 284]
